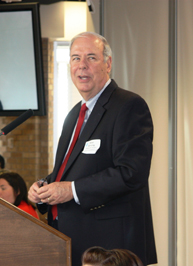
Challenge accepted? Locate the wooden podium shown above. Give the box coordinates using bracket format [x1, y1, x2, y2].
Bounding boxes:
[0, 198, 71, 266]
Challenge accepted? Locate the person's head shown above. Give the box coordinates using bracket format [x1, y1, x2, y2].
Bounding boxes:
[0, 172, 28, 206]
[0, 155, 5, 169]
[70, 32, 112, 101]
[82, 246, 144, 266]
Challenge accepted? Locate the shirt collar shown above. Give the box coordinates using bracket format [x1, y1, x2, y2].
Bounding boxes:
[82, 79, 111, 112]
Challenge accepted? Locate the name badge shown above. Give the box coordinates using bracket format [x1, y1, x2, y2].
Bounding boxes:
[82, 139, 101, 154]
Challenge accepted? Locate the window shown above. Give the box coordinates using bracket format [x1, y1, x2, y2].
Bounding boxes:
[53, 41, 81, 160]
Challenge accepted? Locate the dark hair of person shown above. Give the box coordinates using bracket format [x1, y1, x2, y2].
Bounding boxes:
[0, 155, 5, 169]
[82, 246, 144, 266]
[0, 172, 34, 207]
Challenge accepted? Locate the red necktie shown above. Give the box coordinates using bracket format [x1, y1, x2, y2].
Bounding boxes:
[52, 103, 88, 220]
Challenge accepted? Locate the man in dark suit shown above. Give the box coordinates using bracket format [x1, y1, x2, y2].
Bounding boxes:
[28, 32, 157, 266]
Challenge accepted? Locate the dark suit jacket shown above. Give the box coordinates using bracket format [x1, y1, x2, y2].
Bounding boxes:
[38, 80, 157, 266]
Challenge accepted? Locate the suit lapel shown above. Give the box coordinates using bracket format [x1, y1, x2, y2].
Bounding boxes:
[61, 80, 117, 177]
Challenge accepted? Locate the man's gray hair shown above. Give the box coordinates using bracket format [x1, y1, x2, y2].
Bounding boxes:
[70, 32, 112, 63]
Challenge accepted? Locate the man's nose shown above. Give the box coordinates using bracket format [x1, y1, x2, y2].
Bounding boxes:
[79, 58, 88, 69]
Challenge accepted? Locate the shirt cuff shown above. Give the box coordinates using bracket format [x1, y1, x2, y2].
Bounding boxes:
[72, 181, 80, 205]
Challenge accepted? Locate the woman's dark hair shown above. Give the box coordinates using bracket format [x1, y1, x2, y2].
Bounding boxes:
[0, 172, 30, 207]
[82, 246, 144, 266]
[0, 155, 5, 169]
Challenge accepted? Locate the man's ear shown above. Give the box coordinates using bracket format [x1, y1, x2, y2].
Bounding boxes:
[106, 56, 112, 74]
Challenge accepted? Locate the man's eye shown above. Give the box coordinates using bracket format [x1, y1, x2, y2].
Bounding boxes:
[89, 56, 95, 60]
[72, 57, 80, 61]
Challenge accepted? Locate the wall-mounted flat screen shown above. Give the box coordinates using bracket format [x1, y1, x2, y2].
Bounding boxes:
[0, 3, 46, 116]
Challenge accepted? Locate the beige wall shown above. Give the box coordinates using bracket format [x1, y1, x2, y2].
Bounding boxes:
[40, 1, 97, 40]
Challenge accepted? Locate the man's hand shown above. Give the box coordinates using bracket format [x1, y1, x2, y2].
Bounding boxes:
[31, 181, 73, 205]
[28, 182, 43, 203]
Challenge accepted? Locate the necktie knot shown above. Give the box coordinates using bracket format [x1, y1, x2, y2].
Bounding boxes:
[80, 103, 88, 114]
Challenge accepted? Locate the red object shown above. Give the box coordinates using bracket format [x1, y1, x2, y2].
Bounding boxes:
[52, 103, 88, 220]
[18, 200, 39, 219]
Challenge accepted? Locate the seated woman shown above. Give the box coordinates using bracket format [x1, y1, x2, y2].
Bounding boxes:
[0, 172, 39, 219]
[82, 246, 144, 266]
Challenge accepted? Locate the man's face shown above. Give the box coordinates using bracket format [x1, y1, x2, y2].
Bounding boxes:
[70, 35, 112, 101]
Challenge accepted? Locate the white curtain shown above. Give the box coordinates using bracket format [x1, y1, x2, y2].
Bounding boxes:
[177, 1, 193, 265]
[104, 0, 193, 265]
[104, 1, 169, 265]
